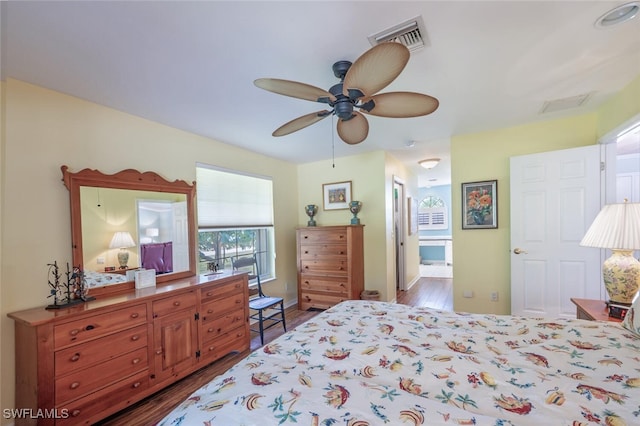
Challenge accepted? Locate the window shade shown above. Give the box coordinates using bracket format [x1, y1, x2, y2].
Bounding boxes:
[196, 164, 274, 228]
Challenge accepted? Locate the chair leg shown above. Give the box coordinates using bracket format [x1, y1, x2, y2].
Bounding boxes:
[280, 302, 287, 332]
[258, 309, 265, 345]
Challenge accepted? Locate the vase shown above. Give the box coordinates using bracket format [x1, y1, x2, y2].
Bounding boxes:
[349, 201, 362, 225]
[471, 211, 485, 225]
[305, 204, 318, 226]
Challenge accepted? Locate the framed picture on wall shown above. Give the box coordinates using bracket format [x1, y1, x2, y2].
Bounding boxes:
[462, 180, 498, 229]
[323, 181, 351, 210]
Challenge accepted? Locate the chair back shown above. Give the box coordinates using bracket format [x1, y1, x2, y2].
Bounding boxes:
[232, 254, 264, 297]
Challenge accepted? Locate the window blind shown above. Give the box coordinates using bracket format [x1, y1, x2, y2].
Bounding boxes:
[196, 164, 274, 228]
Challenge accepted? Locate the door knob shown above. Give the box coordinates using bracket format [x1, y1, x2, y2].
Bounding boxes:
[513, 248, 528, 255]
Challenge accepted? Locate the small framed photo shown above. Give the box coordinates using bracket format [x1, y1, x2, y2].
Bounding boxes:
[462, 180, 497, 229]
[323, 181, 352, 210]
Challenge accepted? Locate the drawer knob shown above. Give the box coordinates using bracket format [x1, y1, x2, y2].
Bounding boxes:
[209, 346, 215, 351]
[207, 292, 213, 297]
[304, 250, 309, 254]
[69, 329, 79, 336]
[85, 324, 95, 331]
[132, 381, 141, 389]
[130, 312, 139, 319]
[70, 353, 80, 362]
[235, 299, 241, 304]
[71, 410, 81, 417]
[304, 235, 309, 239]
[173, 301, 181, 306]
[70, 381, 80, 390]
[208, 309, 213, 314]
[132, 358, 140, 364]
[131, 334, 140, 341]
[208, 328, 214, 333]
[155, 349, 163, 355]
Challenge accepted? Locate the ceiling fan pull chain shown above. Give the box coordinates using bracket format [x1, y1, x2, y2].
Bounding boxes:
[332, 115, 335, 168]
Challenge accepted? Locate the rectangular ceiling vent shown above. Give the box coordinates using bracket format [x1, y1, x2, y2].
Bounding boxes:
[540, 93, 593, 114]
[368, 16, 428, 52]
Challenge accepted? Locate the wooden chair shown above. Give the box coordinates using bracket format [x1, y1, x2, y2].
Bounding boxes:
[233, 254, 286, 345]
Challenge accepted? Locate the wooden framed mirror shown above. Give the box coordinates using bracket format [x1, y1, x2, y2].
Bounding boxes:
[62, 166, 197, 297]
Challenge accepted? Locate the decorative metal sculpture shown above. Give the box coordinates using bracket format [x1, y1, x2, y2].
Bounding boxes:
[46, 261, 95, 310]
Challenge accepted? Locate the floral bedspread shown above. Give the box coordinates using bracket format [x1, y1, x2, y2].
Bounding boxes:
[158, 300, 640, 426]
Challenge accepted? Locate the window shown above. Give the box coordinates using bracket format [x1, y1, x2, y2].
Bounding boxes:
[419, 196, 448, 230]
[196, 164, 275, 281]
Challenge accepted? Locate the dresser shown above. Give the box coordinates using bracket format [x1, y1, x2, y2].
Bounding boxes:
[8, 272, 249, 425]
[296, 225, 364, 310]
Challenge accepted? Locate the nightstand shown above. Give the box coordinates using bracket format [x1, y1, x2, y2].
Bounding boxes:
[570, 298, 622, 323]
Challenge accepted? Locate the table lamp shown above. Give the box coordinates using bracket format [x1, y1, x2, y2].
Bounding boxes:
[580, 200, 640, 305]
[109, 231, 136, 269]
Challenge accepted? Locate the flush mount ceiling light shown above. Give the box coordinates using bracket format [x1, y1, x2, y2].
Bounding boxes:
[419, 158, 440, 169]
[595, 1, 639, 28]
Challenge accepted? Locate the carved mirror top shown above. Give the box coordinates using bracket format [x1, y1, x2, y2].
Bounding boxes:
[62, 166, 197, 297]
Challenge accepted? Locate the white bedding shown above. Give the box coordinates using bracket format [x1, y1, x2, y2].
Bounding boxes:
[158, 300, 640, 425]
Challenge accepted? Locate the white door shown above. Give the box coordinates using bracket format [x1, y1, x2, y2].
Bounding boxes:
[172, 201, 189, 272]
[394, 178, 406, 292]
[510, 145, 603, 318]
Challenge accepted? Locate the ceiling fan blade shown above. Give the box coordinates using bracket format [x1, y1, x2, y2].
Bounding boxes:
[272, 110, 332, 137]
[255, 78, 336, 103]
[342, 43, 410, 97]
[337, 111, 369, 145]
[361, 92, 439, 118]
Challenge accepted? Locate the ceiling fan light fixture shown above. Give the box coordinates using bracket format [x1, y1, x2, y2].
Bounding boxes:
[595, 2, 639, 28]
[419, 158, 440, 169]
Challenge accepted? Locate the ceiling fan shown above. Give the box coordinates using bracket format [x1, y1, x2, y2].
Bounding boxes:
[254, 42, 439, 145]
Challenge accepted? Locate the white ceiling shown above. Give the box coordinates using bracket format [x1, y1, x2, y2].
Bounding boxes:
[2, 1, 640, 186]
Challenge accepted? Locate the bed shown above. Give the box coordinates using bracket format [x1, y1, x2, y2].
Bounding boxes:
[158, 300, 640, 425]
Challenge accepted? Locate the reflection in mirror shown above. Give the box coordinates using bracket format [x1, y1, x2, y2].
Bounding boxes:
[62, 166, 196, 297]
[79, 187, 189, 275]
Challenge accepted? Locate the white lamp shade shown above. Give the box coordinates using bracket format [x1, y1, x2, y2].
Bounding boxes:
[146, 228, 159, 237]
[109, 231, 136, 249]
[580, 202, 640, 250]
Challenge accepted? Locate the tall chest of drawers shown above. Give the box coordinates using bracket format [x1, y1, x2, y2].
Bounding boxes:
[8, 272, 249, 425]
[296, 225, 364, 310]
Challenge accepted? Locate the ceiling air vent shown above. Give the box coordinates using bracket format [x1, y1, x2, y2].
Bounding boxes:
[368, 16, 428, 52]
[540, 93, 593, 114]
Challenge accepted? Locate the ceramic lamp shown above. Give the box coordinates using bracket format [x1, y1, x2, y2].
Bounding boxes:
[305, 204, 318, 226]
[109, 231, 136, 269]
[349, 201, 362, 225]
[580, 201, 640, 305]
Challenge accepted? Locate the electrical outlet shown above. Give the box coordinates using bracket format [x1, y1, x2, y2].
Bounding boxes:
[463, 290, 474, 298]
[490, 291, 499, 302]
[97, 257, 105, 264]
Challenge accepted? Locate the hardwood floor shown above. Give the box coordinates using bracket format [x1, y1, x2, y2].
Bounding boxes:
[96, 276, 451, 425]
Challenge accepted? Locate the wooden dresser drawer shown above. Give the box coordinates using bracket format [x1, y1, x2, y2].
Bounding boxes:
[55, 347, 148, 405]
[201, 292, 245, 321]
[299, 277, 348, 295]
[300, 259, 348, 275]
[200, 278, 244, 302]
[201, 312, 245, 343]
[54, 324, 147, 377]
[58, 370, 149, 426]
[54, 304, 147, 349]
[299, 243, 347, 259]
[201, 327, 248, 361]
[152, 290, 196, 317]
[298, 228, 347, 243]
[299, 291, 349, 311]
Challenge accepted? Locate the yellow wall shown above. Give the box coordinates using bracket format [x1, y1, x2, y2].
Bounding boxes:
[451, 73, 640, 315]
[296, 150, 420, 302]
[0, 79, 300, 418]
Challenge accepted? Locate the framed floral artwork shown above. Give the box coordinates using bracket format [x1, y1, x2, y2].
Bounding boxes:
[462, 180, 497, 229]
[323, 181, 351, 210]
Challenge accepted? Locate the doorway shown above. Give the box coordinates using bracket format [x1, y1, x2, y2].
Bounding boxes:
[394, 177, 406, 292]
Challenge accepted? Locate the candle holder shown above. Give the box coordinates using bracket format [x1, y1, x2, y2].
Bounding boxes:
[305, 204, 318, 226]
[349, 201, 362, 225]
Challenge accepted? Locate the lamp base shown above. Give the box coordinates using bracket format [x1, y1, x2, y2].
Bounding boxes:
[117, 250, 130, 270]
[603, 249, 640, 305]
